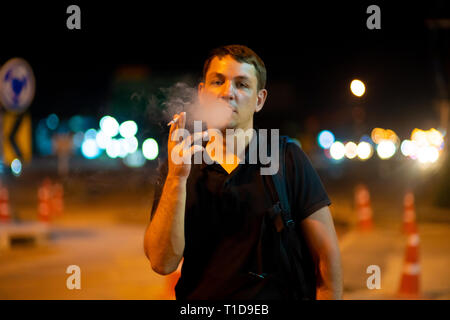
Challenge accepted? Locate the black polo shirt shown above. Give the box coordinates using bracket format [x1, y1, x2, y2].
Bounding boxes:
[151, 130, 331, 300]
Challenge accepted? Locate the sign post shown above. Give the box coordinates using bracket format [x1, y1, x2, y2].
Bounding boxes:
[0, 58, 36, 170]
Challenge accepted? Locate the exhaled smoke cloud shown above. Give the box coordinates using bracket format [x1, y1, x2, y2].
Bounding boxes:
[190, 97, 233, 131]
[144, 82, 233, 132]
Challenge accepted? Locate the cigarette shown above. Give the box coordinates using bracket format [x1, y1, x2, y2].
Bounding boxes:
[167, 117, 180, 127]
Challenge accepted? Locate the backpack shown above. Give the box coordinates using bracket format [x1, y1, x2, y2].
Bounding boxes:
[262, 135, 317, 300]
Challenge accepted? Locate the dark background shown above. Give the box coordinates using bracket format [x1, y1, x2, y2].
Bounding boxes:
[1, 1, 448, 140]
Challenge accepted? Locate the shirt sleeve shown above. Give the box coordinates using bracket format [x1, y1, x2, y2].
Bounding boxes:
[285, 142, 331, 221]
[150, 160, 168, 221]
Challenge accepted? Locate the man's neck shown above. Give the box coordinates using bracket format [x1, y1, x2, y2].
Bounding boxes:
[205, 120, 255, 173]
[221, 120, 254, 157]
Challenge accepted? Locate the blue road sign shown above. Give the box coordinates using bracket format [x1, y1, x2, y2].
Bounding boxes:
[0, 58, 36, 113]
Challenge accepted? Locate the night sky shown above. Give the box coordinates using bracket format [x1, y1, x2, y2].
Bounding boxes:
[1, 1, 449, 140]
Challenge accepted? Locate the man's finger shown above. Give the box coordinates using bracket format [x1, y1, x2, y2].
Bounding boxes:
[168, 113, 181, 138]
[179, 112, 186, 130]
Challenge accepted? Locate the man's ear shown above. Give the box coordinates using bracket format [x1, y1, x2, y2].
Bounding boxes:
[255, 89, 268, 113]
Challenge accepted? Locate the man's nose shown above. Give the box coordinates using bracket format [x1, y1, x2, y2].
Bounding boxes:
[219, 81, 235, 101]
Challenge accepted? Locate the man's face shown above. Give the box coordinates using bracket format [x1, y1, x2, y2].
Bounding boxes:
[198, 55, 267, 130]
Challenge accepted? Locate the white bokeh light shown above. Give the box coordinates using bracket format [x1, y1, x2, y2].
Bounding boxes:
[95, 130, 111, 149]
[11, 158, 22, 176]
[350, 79, 365, 97]
[117, 138, 129, 158]
[100, 116, 119, 137]
[81, 139, 101, 159]
[417, 146, 439, 164]
[330, 141, 345, 160]
[377, 140, 396, 159]
[142, 138, 159, 160]
[119, 120, 138, 138]
[401, 140, 417, 157]
[357, 142, 373, 160]
[106, 139, 121, 158]
[124, 137, 139, 154]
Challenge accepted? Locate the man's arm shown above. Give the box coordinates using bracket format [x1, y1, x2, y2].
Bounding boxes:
[144, 176, 187, 275]
[143, 112, 206, 275]
[300, 205, 343, 300]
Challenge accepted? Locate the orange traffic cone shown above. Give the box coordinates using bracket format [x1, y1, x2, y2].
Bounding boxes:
[398, 232, 421, 298]
[0, 186, 11, 223]
[355, 184, 373, 231]
[38, 178, 53, 223]
[403, 191, 417, 234]
[51, 182, 64, 217]
[165, 259, 183, 300]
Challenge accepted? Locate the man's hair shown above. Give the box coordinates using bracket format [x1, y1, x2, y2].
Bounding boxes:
[202, 45, 267, 91]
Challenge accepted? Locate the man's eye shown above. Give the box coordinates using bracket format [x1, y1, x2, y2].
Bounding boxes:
[237, 82, 249, 88]
[211, 80, 222, 85]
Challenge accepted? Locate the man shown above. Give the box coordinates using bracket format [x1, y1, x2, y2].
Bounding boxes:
[144, 45, 342, 300]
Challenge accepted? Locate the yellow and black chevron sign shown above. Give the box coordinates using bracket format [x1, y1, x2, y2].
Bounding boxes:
[2, 111, 32, 165]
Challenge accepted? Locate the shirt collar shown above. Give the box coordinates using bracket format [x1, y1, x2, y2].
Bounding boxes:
[201, 127, 260, 170]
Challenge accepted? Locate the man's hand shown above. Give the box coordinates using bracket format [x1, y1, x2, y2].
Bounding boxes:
[167, 112, 207, 179]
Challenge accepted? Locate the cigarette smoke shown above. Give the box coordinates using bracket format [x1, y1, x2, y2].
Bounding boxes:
[144, 82, 233, 132]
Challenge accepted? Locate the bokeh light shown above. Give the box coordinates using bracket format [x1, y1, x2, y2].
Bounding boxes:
[117, 139, 129, 158]
[100, 116, 119, 137]
[36, 119, 53, 155]
[124, 137, 139, 154]
[46, 114, 59, 130]
[350, 79, 365, 97]
[123, 150, 146, 168]
[69, 115, 84, 132]
[408, 128, 444, 163]
[95, 130, 110, 149]
[142, 138, 159, 160]
[84, 128, 97, 140]
[119, 120, 138, 138]
[360, 134, 372, 144]
[318, 130, 335, 149]
[371, 128, 385, 144]
[330, 141, 345, 160]
[106, 139, 120, 158]
[376, 140, 396, 159]
[428, 129, 444, 148]
[72, 132, 84, 150]
[357, 142, 373, 160]
[417, 146, 439, 164]
[81, 139, 101, 159]
[385, 129, 400, 146]
[344, 142, 358, 159]
[411, 129, 428, 147]
[401, 140, 416, 157]
[11, 158, 22, 176]
[371, 128, 399, 145]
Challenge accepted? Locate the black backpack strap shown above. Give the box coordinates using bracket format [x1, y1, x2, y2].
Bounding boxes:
[271, 136, 295, 229]
[264, 135, 313, 300]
